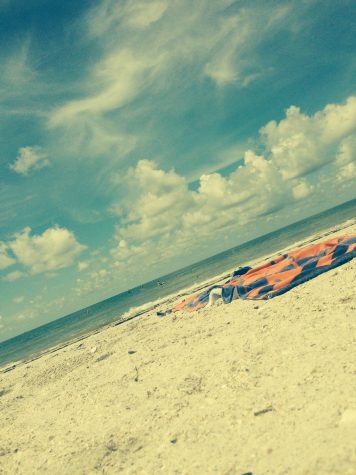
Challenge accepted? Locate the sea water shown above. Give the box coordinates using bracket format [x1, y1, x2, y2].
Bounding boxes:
[1, 198, 355, 367]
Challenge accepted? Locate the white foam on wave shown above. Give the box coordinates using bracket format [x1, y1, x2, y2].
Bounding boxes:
[115, 269, 236, 323]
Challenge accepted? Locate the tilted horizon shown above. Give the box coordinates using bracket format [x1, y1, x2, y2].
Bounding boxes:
[1, 0, 356, 341]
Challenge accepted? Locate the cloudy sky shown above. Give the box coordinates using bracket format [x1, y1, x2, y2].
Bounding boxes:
[1, 0, 355, 341]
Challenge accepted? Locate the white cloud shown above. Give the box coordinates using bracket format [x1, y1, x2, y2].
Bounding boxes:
[203, 16, 245, 86]
[336, 135, 356, 166]
[50, 50, 153, 126]
[48, 0, 298, 157]
[3, 270, 24, 282]
[321, 97, 356, 143]
[106, 96, 356, 274]
[14, 313, 29, 321]
[69, 95, 356, 300]
[261, 96, 356, 180]
[0, 242, 15, 270]
[77, 261, 89, 272]
[109, 154, 292, 269]
[73, 147, 296, 298]
[110, 239, 147, 267]
[7, 295, 67, 334]
[9, 226, 87, 274]
[9, 146, 49, 176]
[187, 150, 289, 229]
[111, 160, 194, 243]
[48, 48, 152, 157]
[1, 39, 37, 96]
[202, 6, 292, 87]
[292, 179, 313, 200]
[336, 162, 356, 183]
[124, 0, 168, 28]
[334, 134, 356, 184]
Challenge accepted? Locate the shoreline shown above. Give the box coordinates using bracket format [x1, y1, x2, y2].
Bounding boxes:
[1, 216, 355, 374]
[0, 218, 355, 474]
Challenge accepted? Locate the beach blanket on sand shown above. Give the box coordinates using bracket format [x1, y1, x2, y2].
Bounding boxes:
[173, 235, 356, 312]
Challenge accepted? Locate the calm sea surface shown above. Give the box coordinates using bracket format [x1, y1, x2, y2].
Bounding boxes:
[1, 199, 355, 367]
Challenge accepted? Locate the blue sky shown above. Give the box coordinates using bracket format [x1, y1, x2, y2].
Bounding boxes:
[0, 0, 355, 341]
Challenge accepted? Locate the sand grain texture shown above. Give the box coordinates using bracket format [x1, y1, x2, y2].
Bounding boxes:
[0, 225, 355, 475]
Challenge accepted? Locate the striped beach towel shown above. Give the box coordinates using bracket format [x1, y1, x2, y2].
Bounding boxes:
[173, 235, 356, 312]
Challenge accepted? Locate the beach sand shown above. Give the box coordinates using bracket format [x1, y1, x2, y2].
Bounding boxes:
[1, 223, 355, 475]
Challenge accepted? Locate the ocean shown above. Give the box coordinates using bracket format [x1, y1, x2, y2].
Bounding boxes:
[1, 198, 355, 368]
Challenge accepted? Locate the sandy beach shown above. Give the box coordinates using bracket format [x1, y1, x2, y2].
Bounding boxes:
[1, 222, 355, 475]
